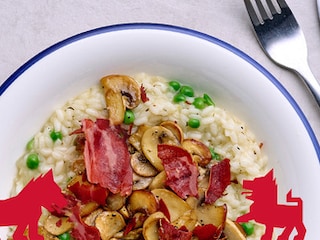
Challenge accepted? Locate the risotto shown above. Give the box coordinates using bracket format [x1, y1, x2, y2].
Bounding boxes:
[11, 73, 268, 239]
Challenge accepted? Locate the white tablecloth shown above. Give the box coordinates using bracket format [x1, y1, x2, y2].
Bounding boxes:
[1, 0, 320, 142]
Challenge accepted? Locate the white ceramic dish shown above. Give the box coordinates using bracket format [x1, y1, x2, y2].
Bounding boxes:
[0, 23, 319, 239]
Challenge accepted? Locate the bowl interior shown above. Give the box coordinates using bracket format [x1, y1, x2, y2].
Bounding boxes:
[1, 24, 319, 238]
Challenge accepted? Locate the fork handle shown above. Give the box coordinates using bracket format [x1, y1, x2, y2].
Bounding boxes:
[294, 63, 320, 107]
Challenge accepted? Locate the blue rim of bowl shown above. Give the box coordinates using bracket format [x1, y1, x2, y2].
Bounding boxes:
[1, 22, 319, 161]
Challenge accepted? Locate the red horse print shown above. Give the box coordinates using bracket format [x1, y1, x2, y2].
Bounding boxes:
[237, 169, 306, 240]
[0, 170, 68, 240]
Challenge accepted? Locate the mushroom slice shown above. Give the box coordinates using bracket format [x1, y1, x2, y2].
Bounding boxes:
[148, 171, 166, 190]
[100, 75, 141, 125]
[84, 208, 104, 226]
[182, 139, 212, 167]
[223, 218, 246, 240]
[127, 190, 158, 215]
[151, 189, 191, 223]
[142, 212, 167, 240]
[80, 201, 99, 217]
[195, 203, 227, 229]
[131, 152, 158, 177]
[95, 211, 126, 240]
[106, 192, 126, 211]
[44, 215, 73, 236]
[133, 172, 153, 190]
[160, 121, 184, 143]
[129, 125, 150, 152]
[141, 126, 180, 171]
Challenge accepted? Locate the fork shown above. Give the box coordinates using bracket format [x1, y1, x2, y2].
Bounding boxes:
[244, 0, 320, 107]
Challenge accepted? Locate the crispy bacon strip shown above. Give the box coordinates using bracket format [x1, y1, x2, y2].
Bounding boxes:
[193, 224, 220, 240]
[205, 158, 231, 204]
[68, 181, 108, 206]
[69, 204, 101, 240]
[158, 218, 192, 240]
[157, 144, 199, 199]
[81, 119, 132, 196]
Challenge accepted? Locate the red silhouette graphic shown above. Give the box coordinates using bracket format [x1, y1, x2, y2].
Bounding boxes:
[237, 169, 306, 240]
[0, 170, 68, 240]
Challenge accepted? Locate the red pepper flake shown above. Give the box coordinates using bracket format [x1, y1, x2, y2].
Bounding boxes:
[140, 84, 149, 102]
[56, 219, 62, 227]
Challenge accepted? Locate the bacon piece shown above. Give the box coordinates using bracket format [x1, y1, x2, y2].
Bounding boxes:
[68, 181, 108, 206]
[69, 204, 101, 240]
[157, 144, 199, 199]
[81, 119, 133, 196]
[158, 218, 192, 240]
[193, 224, 220, 240]
[205, 158, 231, 204]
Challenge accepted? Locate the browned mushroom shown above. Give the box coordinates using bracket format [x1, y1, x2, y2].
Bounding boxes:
[95, 211, 126, 240]
[182, 138, 212, 167]
[130, 152, 158, 177]
[223, 218, 246, 240]
[127, 190, 158, 215]
[141, 126, 180, 171]
[100, 75, 141, 125]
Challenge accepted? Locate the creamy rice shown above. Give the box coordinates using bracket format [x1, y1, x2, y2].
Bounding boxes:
[12, 72, 268, 239]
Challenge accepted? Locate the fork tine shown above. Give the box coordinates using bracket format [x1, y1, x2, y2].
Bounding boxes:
[276, 0, 288, 8]
[265, 0, 278, 15]
[244, 0, 261, 26]
[255, 0, 269, 21]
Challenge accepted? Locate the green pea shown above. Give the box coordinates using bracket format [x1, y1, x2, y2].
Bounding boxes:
[50, 131, 63, 142]
[241, 222, 254, 236]
[180, 86, 194, 97]
[192, 97, 206, 109]
[123, 109, 135, 124]
[188, 118, 200, 128]
[173, 93, 186, 103]
[203, 93, 215, 106]
[209, 147, 221, 160]
[26, 138, 34, 151]
[169, 80, 181, 91]
[58, 232, 71, 240]
[26, 153, 40, 169]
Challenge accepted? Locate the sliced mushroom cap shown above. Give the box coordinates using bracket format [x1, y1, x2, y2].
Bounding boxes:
[131, 152, 158, 177]
[127, 190, 158, 215]
[195, 203, 227, 229]
[84, 208, 104, 226]
[142, 211, 166, 240]
[182, 138, 212, 167]
[148, 171, 166, 190]
[129, 125, 150, 152]
[133, 173, 153, 190]
[160, 121, 184, 143]
[44, 215, 73, 236]
[151, 189, 192, 223]
[100, 75, 141, 125]
[223, 218, 246, 240]
[106, 192, 126, 211]
[80, 201, 100, 217]
[95, 211, 126, 240]
[141, 126, 180, 171]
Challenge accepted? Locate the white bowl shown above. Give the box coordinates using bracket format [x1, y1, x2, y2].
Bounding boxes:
[1, 23, 319, 238]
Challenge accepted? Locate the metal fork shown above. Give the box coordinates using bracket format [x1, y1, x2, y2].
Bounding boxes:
[244, 0, 320, 107]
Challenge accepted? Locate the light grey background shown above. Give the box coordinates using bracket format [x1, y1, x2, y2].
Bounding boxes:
[1, 0, 320, 142]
